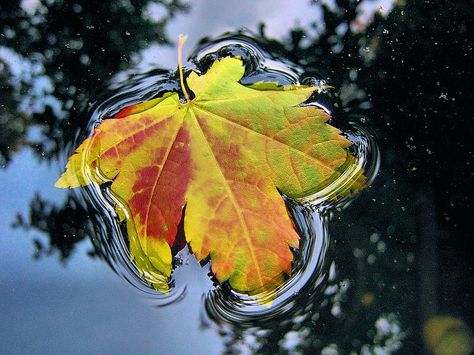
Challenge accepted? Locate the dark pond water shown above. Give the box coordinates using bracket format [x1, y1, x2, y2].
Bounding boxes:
[1, 1, 473, 354]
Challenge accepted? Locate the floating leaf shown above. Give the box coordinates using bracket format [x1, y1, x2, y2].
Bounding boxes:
[56, 37, 365, 294]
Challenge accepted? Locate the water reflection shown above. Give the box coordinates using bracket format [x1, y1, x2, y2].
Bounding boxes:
[60, 37, 377, 312]
[204, 208, 331, 326]
[0, 0, 188, 166]
[47, 34, 389, 355]
[1, 0, 189, 261]
[2, 0, 473, 353]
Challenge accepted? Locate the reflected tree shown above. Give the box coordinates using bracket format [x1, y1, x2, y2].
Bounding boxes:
[214, 172, 416, 354]
[1, 0, 188, 259]
[0, 0, 188, 165]
[218, 0, 473, 353]
[276, 0, 473, 242]
[13, 193, 94, 261]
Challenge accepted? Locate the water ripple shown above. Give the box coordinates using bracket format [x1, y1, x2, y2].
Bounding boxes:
[66, 33, 379, 323]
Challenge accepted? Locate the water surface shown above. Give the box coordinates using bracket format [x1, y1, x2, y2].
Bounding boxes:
[1, 1, 472, 354]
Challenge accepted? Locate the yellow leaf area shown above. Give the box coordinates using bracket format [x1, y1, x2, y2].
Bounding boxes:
[56, 56, 365, 295]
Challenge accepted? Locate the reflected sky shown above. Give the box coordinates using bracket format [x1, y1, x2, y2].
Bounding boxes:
[125, 0, 322, 72]
[0, 148, 222, 354]
[127, 0, 394, 71]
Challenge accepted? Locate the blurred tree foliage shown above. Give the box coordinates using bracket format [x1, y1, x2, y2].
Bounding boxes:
[234, 0, 472, 352]
[0, 0, 188, 165]
[279, 0, 473, 241]
[13, 193, 94, 261]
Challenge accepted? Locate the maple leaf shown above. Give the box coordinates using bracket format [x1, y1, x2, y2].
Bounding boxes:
[56, 36, 365, 294]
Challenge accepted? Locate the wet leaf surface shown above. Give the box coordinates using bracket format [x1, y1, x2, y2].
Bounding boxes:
[57, 53, 364, 293]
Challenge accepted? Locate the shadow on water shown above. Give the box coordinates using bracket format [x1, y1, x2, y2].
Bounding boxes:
[2, 0, 473, 353]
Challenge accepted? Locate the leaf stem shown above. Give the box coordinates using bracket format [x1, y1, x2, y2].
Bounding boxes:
[178, 34, 190, 103]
